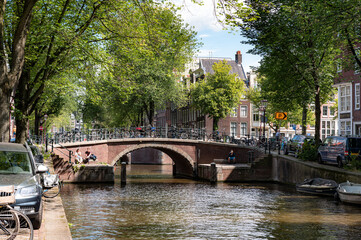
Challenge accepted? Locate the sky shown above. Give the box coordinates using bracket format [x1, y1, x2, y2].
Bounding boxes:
[177, 0, 262, 73]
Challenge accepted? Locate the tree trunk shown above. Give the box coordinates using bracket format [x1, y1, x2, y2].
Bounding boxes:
[314, 85, 321, 146]
[0, 90, 10, 142]
[34, 108, 41, 136]
[301, 104, 307, 135]
[0, 0, 37, 141]
[15, 114, 28, 144]
[213, 117, 219, 131]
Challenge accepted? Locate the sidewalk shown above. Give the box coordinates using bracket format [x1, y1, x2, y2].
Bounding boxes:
[36, 154, 72, 240]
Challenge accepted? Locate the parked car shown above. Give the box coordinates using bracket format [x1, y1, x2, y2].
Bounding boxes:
[30, 145, 44, 164]
[283, 135, 314, 157]
[0, 142, 48, 229]
[317, 136, 361, 168]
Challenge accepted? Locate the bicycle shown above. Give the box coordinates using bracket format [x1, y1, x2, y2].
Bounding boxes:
[0, 185, 33, 240]
[41, 172, 62, 198]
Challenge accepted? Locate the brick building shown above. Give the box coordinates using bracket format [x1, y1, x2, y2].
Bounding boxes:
[334, 54, 361, 135]
[157, 51, 254, 139]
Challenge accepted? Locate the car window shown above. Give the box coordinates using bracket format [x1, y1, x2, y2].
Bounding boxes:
[330, 137, 338, 146]
[323, 137, 332, 145]
[348, 138, 361, 148]
[0, 151, 33, 174]
[336, 137, 346, 146]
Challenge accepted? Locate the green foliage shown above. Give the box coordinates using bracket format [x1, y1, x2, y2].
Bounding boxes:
[298, 141, 318, 162]
[345, 155, 361, 171]
[191, 60, 245, 130]
[80, 1, 199, 127]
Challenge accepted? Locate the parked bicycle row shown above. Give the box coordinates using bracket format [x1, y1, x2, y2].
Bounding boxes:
[29, 127, 262, 145]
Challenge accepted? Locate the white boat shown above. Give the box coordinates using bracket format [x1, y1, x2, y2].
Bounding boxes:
[337, 181, 361, 205]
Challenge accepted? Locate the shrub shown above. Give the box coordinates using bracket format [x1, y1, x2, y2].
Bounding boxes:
[298, 141, 318, 162]
[345, 154, 361, 170]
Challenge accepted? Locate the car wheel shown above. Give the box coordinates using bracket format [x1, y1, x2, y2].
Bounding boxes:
[337, 158, 343, 168]
[32, 201, 43, 229]
[318, 155, 323, 164]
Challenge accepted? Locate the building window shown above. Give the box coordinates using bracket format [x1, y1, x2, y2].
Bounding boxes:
[330, 107, 335, 116]
[231, 107, 238, 117]
[230, 122, 237, 137]
[323, 106, 328, 116]
[240, 106, 247, 117]
[340, 120, 351, 136]
[337, 60, 342, 73]
[355, 83, 360, 110]
[253, 112, 259, 121]
[340, 85, 351, 112]
[240, 122, 247, 136]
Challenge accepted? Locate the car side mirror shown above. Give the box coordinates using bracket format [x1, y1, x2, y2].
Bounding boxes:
[37, 164, 49, 174]
[34, 154, 44, 163]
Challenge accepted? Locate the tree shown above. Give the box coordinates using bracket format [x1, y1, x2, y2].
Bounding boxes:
[218, 1, 338, 145]
[0, 0, 38, 142]
[81, 1, 199, 127]
[191, 60, 245, 130]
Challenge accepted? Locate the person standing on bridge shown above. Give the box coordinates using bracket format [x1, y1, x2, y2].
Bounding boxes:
[228, 150, 236, 164]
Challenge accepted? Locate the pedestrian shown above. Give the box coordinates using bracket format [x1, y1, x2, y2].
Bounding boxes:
[275, 130, 280, 141]
[74, 148, 83, 164]
[228, 150, 236, 164]
[85, 147, 97, 162]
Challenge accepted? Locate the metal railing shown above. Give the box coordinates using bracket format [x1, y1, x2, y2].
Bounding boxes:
[29, 127, 279, 153]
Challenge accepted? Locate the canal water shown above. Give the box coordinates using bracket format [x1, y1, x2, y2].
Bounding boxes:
[61, 165, 361, 239]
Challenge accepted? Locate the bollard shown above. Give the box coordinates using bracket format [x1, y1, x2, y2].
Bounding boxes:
[210, 162, 217, 184]
[264, 140, 267, 154]
[278, 140, 281, 155]
[173, 164, 176, 176]
[248, 151, 254, 164]
[45, 135, 48, 152]
[69, 150, 72, 164]
[268, 139, 271, 154]
[121, 162, 127, 184]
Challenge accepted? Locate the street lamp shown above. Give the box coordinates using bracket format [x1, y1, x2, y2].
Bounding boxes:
[260, 100, 268, 140]
[44, 114, 48, 151]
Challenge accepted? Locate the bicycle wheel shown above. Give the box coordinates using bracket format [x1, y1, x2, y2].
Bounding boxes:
[42, 181, 62, 198]
[16, 211, 33, 240]
[0, 209, 19, 240]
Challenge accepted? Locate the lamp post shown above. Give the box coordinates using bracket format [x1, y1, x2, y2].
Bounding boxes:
[260, 100, 268, 154]
[44, 114, 48, 152]
[260, 100, 268, 140]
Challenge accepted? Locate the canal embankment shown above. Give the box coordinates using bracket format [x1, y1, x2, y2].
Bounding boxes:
[36, 155, 72, 240]
[198, 151, 361, 184]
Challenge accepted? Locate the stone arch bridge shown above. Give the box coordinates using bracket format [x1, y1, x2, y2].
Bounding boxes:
[53, 138, 263, 178]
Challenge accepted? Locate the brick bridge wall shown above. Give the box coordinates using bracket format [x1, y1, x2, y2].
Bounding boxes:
[53, 139, 264, 178]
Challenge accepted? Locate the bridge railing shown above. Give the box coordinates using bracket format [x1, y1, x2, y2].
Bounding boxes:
[30, 127, 266, 148]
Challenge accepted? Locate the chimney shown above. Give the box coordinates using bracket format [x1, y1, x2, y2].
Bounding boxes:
[235, 50, 242, 64]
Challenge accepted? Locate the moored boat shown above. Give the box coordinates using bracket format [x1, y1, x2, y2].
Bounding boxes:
[296, 178, 338, 196]
[337, 181, 361, 205]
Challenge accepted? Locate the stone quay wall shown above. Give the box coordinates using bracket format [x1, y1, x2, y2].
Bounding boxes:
[198, 154, 361, 184]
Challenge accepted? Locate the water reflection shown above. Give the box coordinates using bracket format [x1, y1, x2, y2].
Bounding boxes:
[61, 165, 361, 239]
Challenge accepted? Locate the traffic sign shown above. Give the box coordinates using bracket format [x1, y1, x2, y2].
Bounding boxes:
[39, 126, 43, 131]
[275, 112, 287, 120]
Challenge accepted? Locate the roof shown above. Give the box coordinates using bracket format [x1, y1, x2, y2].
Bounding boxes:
[199, 59, 247, 80]
[0, 143, 27, 152]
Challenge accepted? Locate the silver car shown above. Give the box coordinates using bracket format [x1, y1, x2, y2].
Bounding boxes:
[0, 142, 48, 229]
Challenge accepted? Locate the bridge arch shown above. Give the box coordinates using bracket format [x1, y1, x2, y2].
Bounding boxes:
[110, 143, 195, 177]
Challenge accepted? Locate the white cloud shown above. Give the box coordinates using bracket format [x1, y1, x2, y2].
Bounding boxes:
[177, 0, 223, 32]
[199, 34, 210, 38]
